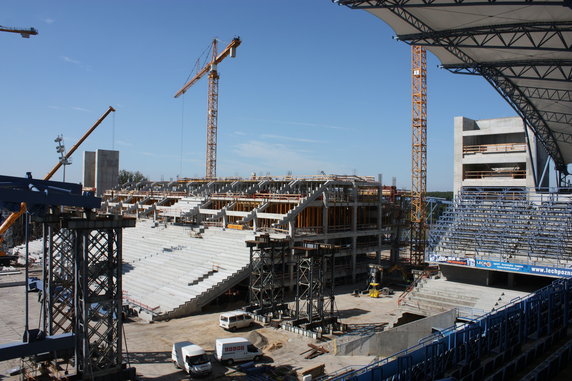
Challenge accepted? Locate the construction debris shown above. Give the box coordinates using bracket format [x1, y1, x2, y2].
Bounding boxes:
[301, 344, 329, 359]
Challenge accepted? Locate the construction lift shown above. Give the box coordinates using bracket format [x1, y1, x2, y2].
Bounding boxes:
[174, 37, 241, 179]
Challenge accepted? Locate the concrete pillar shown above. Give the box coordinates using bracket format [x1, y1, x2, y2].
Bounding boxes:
[377, 173, 383, 263]
[508, 272, 515, 288]
[83, 151, 96, 188]
[288, 220, 295, 237]
[222, 210, 228, 227]
[253, 212, 258, 232]
[352, 236, 357, 283]
[322, 200, 328, 235]
[352, 185, 358, 282]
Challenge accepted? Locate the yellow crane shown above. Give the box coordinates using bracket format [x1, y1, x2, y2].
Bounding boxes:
[174, 37, 241, 179]
[410, 45, 427, 266]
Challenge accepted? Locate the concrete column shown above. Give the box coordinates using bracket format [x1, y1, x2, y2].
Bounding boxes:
[253, 212, 258, 232]
[352, 235, 357, 283]
[352, 185, 358, 282]
[377, 173, 383, 263]
[288, 220, 295, 237]
[222, 210, 228, 227]
[322, 199, 328, 236]
[508, 273, 515, 288]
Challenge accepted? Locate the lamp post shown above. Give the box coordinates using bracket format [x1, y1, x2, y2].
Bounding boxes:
[54, 134, 71, 182]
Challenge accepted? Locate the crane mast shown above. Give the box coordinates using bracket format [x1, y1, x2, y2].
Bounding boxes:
[206, 41, 219, 179]
[410, 45, 427, 266]
[175, 37, 240, 179]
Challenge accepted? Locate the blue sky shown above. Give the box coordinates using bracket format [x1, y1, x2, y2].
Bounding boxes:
[1, 1, 516, 191]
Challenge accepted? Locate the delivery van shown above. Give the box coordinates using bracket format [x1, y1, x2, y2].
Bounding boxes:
[219, 310, 253, 331]
[171, 341, 212, 377]
[215, 337, 262, 365]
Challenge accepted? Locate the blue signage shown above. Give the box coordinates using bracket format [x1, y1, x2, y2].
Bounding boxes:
[428, 254, 572, 278]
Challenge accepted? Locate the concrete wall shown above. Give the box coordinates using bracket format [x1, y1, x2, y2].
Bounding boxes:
[83, 151, 96, 188]
[329, 309, 457, 357]
[453, 116, 548, 194]
[95, 149, 119, 196]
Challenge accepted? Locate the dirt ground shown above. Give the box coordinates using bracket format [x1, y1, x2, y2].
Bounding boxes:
[0, 266, 402, 380]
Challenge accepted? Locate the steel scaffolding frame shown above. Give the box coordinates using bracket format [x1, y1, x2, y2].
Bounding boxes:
[293, 242, 337, 330]
[427, 188, 572, 265]
[36, 214, 135, 380]
[246, 234, 289, 317]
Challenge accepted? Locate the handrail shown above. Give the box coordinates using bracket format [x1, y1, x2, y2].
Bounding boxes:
[463, 142, 526, 155]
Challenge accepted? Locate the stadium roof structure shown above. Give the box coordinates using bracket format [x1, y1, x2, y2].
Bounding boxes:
[335, 0, 572, 176]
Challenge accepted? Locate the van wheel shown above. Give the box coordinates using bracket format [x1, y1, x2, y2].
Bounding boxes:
[254, 355, 261, 362]
[225, 359, 234, 366]
[230, 326, 237, 332]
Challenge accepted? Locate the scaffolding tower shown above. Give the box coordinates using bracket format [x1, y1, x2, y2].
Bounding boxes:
[32, 213, 136, 380]
[292, 242, 337, 332]
[245, 234, 289, 318]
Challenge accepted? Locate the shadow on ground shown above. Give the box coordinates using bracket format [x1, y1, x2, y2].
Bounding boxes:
[337, 308, 369, 318]
[126, 351, 171, 364]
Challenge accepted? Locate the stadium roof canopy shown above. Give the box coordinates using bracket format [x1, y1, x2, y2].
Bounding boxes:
[336, 0, 572, 175]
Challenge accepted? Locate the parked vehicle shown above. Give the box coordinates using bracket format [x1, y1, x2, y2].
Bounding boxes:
[171, 341, 212, 377]
[215, 337, 262, 365]
[219, 310, 253, 331]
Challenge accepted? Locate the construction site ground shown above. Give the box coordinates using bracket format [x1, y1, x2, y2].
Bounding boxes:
[0, 266, 403, 380]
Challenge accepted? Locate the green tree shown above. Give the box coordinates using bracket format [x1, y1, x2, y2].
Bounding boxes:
[118, 170, 148, 185]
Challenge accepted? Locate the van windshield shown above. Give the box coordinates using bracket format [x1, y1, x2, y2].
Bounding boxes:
[220, 316, 228, 322]
[188, 354, 209, 366]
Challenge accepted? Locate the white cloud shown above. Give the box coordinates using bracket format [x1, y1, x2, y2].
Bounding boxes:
[261, 134, 323, 144]
[44, 18, 55, 24]
[61, 56, 81, 65]
[231, 140, 347, 175]
[72, 106, 91, 112]
[238, 117, 350, 131]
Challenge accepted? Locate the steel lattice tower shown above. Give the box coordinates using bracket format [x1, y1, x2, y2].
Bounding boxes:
[206, 41, 219, 179]
[410, 45, 427, 266]
[246, 235, 289, 317]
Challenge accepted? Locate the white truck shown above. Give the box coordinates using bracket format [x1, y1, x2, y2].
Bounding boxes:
[215, 337, 262, 365]
[171, 341, 212, 377]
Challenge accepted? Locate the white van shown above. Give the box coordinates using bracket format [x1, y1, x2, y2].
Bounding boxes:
[219, 310, 254, 331]
[215, 337, 262, 365]
[171, 341, 212, 377]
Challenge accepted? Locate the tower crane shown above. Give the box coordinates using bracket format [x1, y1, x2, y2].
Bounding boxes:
[410, 45, 427, 266]
[0, 25, 37, 38]
[174, 37, 241, 179]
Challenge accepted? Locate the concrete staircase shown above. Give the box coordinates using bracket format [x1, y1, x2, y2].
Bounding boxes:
[121, 222, 254, 320]
[396, 278, 529, 322]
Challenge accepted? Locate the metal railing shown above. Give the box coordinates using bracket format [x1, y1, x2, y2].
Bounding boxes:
[463, 142, 526, 155]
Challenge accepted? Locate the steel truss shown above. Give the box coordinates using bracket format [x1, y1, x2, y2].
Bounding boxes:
[427, 188, 572, 265]
[293, 242, 337, 331]
[335, 0, 571, 177]
[38, 213, 135, 380]
[246, 234, 289, 317]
